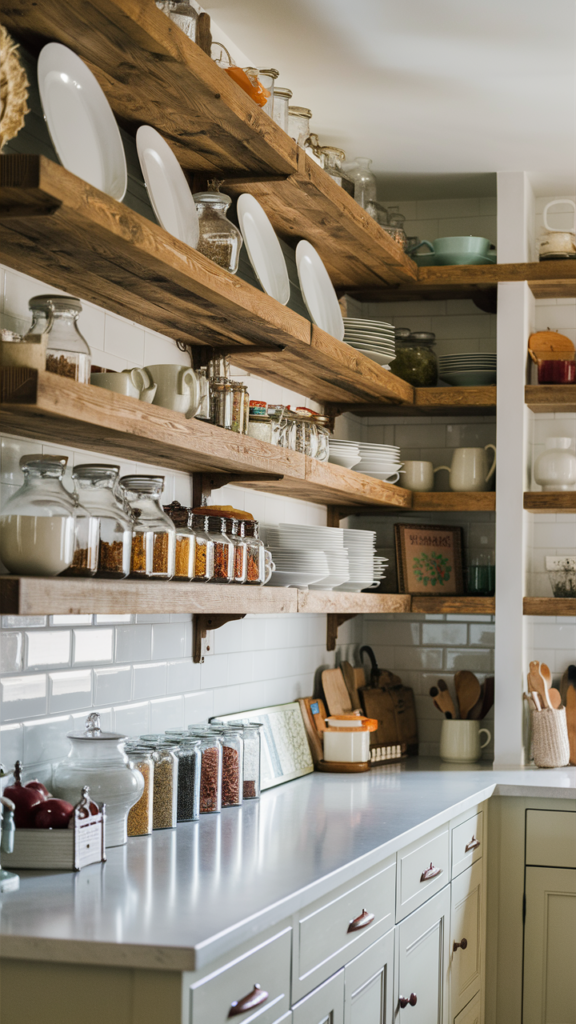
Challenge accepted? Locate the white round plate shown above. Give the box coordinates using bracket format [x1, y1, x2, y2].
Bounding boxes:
[237, 194, 290, 304]
[38, 42, 127, 201]
[344, 319, 394, 328]
[136, 126, 199, 248]
[329, 455, 362, 469]
[296, 241, 344, 341]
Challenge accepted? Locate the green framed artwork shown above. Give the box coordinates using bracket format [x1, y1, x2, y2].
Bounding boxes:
[394, 523, 464, 595]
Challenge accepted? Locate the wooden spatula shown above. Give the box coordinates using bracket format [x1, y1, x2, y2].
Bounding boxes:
[479, 675, 494, 719]
[430, 687, 453, 719]
[454, 671, 482, 720]
[528, 661, 553, 709]
[566, 685, 576, 765]
[340, 662, 364, 711]
[436, 679, 457, 719]
[539, 664, 562, 709]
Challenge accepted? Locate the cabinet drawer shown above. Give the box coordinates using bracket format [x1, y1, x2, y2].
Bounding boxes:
[292, 858, 395, 1003]
[526, 810, 576, 868]
[396, 824, 450, 922]
[452, 811, 483, 879]
[292, 970, 344, 1024]
[454, 991, 480, 1024]
[189, 927, 291, 1024]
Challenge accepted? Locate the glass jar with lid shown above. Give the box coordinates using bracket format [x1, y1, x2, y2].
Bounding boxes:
[203, 514, 235, 583]
[173, 737, 201, 822]
[288, 409, 318, 457]
[257, 67, 279, 117]
[27, 294, 91, 383]
[208, 352, 230, 379]
[247, 412, 273, 444]
[314, 415, 331, 462]
[210, 377, 232, 429]
[163, 501, 196, 581]
[320, 147, 355, 196]
[267, 405, 289, 447]
[272, 86, 293, 132]
[231, 382, 247, 433]
[69, 464, 132, 579]
[188, 732, 222, 813]
[125, 744, 154, 837]
[390, 332, 438, 387]
[139, 735, 179, 830]
[0, 455, 86, 577]
[225, 721, 262, 800]
[193, 185, 243, 274]
[120, 475, 176, 579]
[240, 519, 265, 584]
[207, 726, 243, 807]
[195, 366, 211, 421]
[52, 713, 144, 847]
[155, 0, 197, 40]
[288, 106, 312, 147]
[189, 513, 215, 581]
[349, 158, 377, 213]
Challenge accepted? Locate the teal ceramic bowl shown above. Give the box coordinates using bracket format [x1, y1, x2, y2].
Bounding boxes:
[433, 236, 492, 256]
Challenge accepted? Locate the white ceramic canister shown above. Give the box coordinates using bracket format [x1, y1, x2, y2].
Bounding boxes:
[533, 437, 576, 492]
[439, 720, 491, 764]
[52, 713, 144, 847]
[323, 728, 371, 763]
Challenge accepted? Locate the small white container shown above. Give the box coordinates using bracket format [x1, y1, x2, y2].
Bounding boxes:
[534, 437, 576, 492]
[323, 729, 370, 763]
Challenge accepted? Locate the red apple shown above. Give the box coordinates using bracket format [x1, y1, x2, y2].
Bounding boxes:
[3, 761, 48, 827]
[34, 798, 74, 829]
[26, 780, 51, 799]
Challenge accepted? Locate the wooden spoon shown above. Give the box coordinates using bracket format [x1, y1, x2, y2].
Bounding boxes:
[429, 687, 452, 719]
[566, 685, 576, 765]
[454, 671, 482, 720]
[528, 661, 552, 709]
[437, 679, 457, 719]
[479, 675, 494, 719]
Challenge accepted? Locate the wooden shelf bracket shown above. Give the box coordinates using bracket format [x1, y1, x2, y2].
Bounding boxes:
[193, 613, 246, 664]
[326, 612, 358, 652]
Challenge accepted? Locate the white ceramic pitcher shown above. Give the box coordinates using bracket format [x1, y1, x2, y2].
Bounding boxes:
[91, 368, 156, 402]
[434, 445, 496, 492]
[143, 364, 201, 418]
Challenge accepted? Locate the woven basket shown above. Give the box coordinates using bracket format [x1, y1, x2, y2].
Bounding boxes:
[532, 707, 570, 768]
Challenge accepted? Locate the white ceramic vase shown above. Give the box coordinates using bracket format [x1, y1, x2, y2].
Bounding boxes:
[534, 437, 576, 491]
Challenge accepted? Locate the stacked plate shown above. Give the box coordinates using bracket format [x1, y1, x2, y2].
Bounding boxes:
[336, 529, 388, 592]
[265, 525, 350, 590]
[354, 443, 404, 483]
[439, 353, 497, 387]
[343, 319, 396, 366]
[328, 439, 361, 469]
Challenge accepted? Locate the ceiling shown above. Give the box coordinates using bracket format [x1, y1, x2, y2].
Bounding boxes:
[205, 0, 576, 199]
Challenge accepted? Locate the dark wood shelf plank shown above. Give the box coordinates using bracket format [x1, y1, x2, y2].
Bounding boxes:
[524, 492, 576, 513]
[411, 492, 496, 512]
[346, 261, 576, 303]
[297, 592, 411, 614]
[411, 596, 495, 614]
[525, 385, 576, 414]
[330, 386, 496, 418]
[523, 597, 576, 617]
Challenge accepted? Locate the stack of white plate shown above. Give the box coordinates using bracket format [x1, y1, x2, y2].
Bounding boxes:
[343, 319, 396, 366]
[438, 353, 497, 387]
[265, 525, 350, 590]
[354, 442, 403, 482]
[328, 439, 362, 469]
[335, 528, 388, 592]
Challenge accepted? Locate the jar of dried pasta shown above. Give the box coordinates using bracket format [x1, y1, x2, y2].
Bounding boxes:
[189, 513, 215, 581]
[119, 475, 176, 579]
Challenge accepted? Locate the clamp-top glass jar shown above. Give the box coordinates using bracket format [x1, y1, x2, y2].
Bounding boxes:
[189, 513, 215, 581]
[155, 0, 197, 39]
[390, 332, 438, 387]
[320, 147, 355, 196]
[163, 501, 196, 581]
[194, 185, 243, 274]
[70, 464, 132, 578]
[27, 294, 91, 383]
[202, 514, 235, 582]
[120, 475, 176, 579]
[314, 415, 331, 462]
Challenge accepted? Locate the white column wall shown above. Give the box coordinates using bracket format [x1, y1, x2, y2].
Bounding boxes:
[496, 172, 536, 264]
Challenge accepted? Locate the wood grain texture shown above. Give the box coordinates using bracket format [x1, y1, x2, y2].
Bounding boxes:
[525, 386, 576, 414]
[297, 592, 411, 614]
[331, 386, 497, 418]
[524, 492, 576, 512]
[347, 261, 576, 302]
[304, 457, 412, 508]
[523, 598, 576, 617]
[411, 596, 495, 614]
[411, 492, 496, 512]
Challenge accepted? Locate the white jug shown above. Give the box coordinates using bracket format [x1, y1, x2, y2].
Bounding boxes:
[91, 368, 156, 402]
[534, 437, 576, 491]
[434, 445, 496, 492]
[143, 364, 201, 418]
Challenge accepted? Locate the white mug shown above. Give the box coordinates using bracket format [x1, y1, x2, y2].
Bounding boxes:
[434, 445, 496, 492]
[440, 720, 491, 763]
[91, 368, 156, 403]
[143, 364, 201, 418]
[403, 460, 434, 492]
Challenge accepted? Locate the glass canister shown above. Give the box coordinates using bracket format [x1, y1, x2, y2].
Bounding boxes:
[320, 147, 355, 197]
[349, 158, 377, 213]
[69, 464, 132, 579]
[188, 732, 222, 814]
[173, 738, 201, 822]
[314, 415, 331, 462]
[52, 713, 144, 847]
[208, 352, 230, 379]
[193, 187, 243, 273]
[257, 67, 279, 117]
[272, 86, 293, 132]
[208, 726, 243, 807]
[27, 294, 91, 383]
[163, 501, 196, 581]
[120, 475, 176, 579]
[288, 106, 312, 147]
[210, 377, 232, 429]
[0, 455, 80, 577]
[231, 382, 246, 433]
[224, 517, 247, 583]
[390, 332, 438, 387]
[155, 0, 197, 40]
[247, 413, 273, 444]
[195, 366, 211, 421]
[125, 744, 154, 838]
[204, 514, 235, 582]
[291, 409, 319, 457]
[241, 519, 265, 584]
[226, 722, 262, 800]
[189, 513, 215, 581]
[139, 736, 179, 830]
[268, 405, 288, 447]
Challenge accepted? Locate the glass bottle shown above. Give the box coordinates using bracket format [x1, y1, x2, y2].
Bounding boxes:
[0, 455, 81, 577]
[257, 67, 279, 117]
[390, 333, 438, 388]
[205, 515, 235, 583]
[210, 376, 232, 429]
[195, 367, 211, 421]
[188, 732, 222, 813]
[125, 744, 154, 838]
[189, 513, 215, 581]
[241, 520, 265, 584]
[242, 384, 250, 434]
[288, 106, 312, 147]
[69, 464, 132, 579]
[119, 475, 176, 579]
[27, 294, 91, 383]
[231, 382, 246, 433]
[226, 722, 262, 800]
[155, 0, 197, 40]
[314, 415, 331, 462]
[320, 147, 355, 196]
[163, 501, 196, 581]
[207, 726, 243, 807]
[350, 158, 377, 213]
[193, 186, 243, 273]
[272, 86, 293, 132]
[139, 736, 179, 830]
[208, 352, 230, 379]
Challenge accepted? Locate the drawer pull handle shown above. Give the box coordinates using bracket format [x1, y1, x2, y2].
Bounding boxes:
[347, 908, 375, 933]
[228, 984, 269, 1017]
[453, 937, 468, 952]
[465, 836, 481, 852]
[420, 862, 442, 882]
[399, 993, 418, 1008]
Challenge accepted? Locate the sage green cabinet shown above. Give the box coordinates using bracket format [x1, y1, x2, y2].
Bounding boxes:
[394, 885, 451, 1023]
[523, 866, 576, 1024]
[292, 971, 344, 1024]
[344, 929, 394, 1024]
[450, 861, 484, 1018]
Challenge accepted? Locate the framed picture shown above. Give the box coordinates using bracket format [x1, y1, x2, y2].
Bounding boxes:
[395, 523, 464, 595]
[212, 702, 314, 790]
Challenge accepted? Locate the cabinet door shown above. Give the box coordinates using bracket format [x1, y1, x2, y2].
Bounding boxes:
[523, 866, 576, 1024]
[292, 970, 344, 1024]
[450, 861, 484, 1017]
[395, 885, 450, 1024]
[453, 992, 480, 1024]
[344, 929, 394, 1024]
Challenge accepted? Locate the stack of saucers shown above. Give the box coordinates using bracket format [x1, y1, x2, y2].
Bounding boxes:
[328, 438, 361, 469]
[335, 528, 388, 592]
[265, 525, 350, 590]
[343, 318, 396, 366]
[354, 442, 403, 483]
[438, 353, 497, 387]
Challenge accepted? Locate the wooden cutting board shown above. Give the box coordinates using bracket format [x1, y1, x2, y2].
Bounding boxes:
[322, 668, 353, 716]
[566, 685, 576, 767]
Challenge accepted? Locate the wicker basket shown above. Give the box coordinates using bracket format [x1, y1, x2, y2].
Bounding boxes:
[532, 707, 570, 768]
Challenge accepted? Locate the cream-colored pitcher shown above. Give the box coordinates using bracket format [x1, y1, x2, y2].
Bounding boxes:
[143, 364, 201, 418]
[434, 445, 496, 492]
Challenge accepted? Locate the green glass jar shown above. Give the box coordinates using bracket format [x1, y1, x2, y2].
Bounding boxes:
[390, 333, 438, 387]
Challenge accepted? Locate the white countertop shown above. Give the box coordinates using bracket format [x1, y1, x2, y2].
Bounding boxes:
[1, 759, 575, 971]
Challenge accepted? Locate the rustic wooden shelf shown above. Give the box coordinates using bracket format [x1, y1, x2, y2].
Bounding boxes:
[0, 369, 412, 510]
[525, 385, 576, 413]
[411, 596, 495, 614]
[297, 592, 411, 614]
[411, 492, 496, 512]
[331, 386, 497, 418]
[523, 597, 576, 617]
[347, 261, 576, 303]
[524, 492, 576, 513]
[0, 155, 414, 408]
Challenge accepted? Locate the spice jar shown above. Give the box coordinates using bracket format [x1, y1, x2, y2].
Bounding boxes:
[320, 147, 355, 196]
[139, 736, 179, 830]
[208, 353, 230, 379]
[224, 517, 247, 583]
[240, 520, 265, 584]
[125, 745, 154, 838]
[272, 86, 293, 132]
[52, 713, 144, 847]
[288, 106, 312, 147]
[257, 67, 279, 116]
[289, 408, 319, 457]
[194, 186, 243, 274]
[195, 366, 211, 420]
[314, 415, 331, 462]
[231, 382, 246, 433]
[210, 377, 232, 429]
[27, 294, 91, 383]
[268, 405, 289, 447]
[226, 722, 262, 799]
[155, 0, 197, 40]
[0, 455, 80, 577]
[247, 413, 273, 444]
[69, 464, 132, 579]
[390, 333, 438, 387]
[120, 475, 176, 579]
[203, 514, 235, 583]
[172, 737, 201, 822]
[189, 513, 215, 581]
[188, 732, 222, 813]
[208, 726, 243, 807]
[163, 501, 196, 581]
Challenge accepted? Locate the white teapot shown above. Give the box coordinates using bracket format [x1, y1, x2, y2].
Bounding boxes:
[534, 437, 576, 491]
